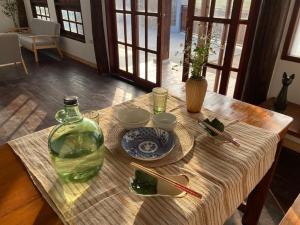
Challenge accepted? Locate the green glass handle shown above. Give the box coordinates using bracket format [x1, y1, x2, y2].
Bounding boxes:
[55, 109, 66, 123]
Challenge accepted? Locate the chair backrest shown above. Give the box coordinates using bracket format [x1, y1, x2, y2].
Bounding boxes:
[0, 33, 22, 65]
[31, 18, 61, 36]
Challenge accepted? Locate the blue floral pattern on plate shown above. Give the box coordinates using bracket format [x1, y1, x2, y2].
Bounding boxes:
[121, 127, 175, 161]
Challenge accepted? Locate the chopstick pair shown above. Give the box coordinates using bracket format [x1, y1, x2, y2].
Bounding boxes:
[198, 119, 240, 147]
[130, 162, 202, 199]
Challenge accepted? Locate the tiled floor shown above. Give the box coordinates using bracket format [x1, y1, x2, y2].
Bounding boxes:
[1, 48, 298, 224]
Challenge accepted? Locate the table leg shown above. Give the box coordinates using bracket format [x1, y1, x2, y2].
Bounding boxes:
[242, 141, 283, 225]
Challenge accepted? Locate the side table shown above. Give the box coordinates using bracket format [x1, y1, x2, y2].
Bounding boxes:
[261, 97, 300, 153]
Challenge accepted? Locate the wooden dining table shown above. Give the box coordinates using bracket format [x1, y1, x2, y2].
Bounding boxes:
[0, 91, 293, 225]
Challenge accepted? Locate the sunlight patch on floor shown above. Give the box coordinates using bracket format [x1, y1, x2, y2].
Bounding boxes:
[0, 95, 47, 141]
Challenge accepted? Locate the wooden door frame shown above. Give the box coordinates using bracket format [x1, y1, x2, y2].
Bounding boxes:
[183, 0, 262, 99]
[105, 0, 163, 90]
[183, 0, 243, 83]
[233, 0, 263, 99]
[218, 0, 243, 95]
[90, 0, 109, 73]
[105, 0, 119, 73]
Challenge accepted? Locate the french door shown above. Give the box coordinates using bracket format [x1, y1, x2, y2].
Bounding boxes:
[183, 0, 255, 97]
[108, 0, 164, 89]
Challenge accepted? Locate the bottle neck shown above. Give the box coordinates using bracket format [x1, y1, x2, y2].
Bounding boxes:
[64, 104, 82, 123]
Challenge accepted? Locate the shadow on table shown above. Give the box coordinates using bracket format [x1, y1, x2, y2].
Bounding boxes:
[33, 200, 63, 225]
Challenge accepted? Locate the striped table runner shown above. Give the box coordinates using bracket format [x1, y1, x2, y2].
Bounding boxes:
[8, 94, 279, 225]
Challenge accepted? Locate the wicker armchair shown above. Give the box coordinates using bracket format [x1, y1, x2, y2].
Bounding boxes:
[16, 19, 63, 63]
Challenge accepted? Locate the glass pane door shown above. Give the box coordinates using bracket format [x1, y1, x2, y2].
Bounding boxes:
[113, 0, 162, 88]
[183, 0, 254, 97]
[115, 1, 133, 74]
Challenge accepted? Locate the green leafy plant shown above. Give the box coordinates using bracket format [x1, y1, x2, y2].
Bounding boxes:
[184, 34, 220, 79]
[173, 32, 222, 79]
[0, 0, 18, 28]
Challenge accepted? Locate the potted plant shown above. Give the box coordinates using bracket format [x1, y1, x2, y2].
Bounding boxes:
[184, 35, 214, 113]
[0, 0, 19, 28]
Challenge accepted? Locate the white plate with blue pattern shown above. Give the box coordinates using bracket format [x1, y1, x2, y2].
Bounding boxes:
[121, 127, 176, 161]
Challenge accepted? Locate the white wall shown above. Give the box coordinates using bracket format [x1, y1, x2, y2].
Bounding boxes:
[269, 0, 300, 148]
[23, 0, 97, 64]
[268, 0, 300, 105]
[0, 7, 15, 32]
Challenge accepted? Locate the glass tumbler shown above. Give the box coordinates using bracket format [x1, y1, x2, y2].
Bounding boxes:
[152, 87, 168, 114]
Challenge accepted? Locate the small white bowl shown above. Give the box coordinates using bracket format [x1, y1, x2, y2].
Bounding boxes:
[118, 108, 150, 129]
[153, 112, 177, 131]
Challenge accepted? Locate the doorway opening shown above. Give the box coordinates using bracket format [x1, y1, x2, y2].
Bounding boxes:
[106, 0, 164, 90]
[105, 0, 255, 97]
[161, 0, 253, 98]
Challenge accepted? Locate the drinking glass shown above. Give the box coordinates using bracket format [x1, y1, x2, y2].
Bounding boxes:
[152, 87, 168, 114]
[82, 110, 100, 124]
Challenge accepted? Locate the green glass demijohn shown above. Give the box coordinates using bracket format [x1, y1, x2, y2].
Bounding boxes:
[48, 96, 105, 182]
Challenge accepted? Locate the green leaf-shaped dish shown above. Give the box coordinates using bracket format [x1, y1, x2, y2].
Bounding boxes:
[203, 118, 225, 136]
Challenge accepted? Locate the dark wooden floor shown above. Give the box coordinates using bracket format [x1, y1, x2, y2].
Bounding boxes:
[0, 49, 146, 143]
[0, 48, 299, 224]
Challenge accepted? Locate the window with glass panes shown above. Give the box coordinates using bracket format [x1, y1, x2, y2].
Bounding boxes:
[30, 0, 50, 21]
[282, 0, 300, 63]
[55, 0, 85, 42]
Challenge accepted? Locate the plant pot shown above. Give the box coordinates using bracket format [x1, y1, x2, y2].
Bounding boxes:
[185, 76, 207, 113]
